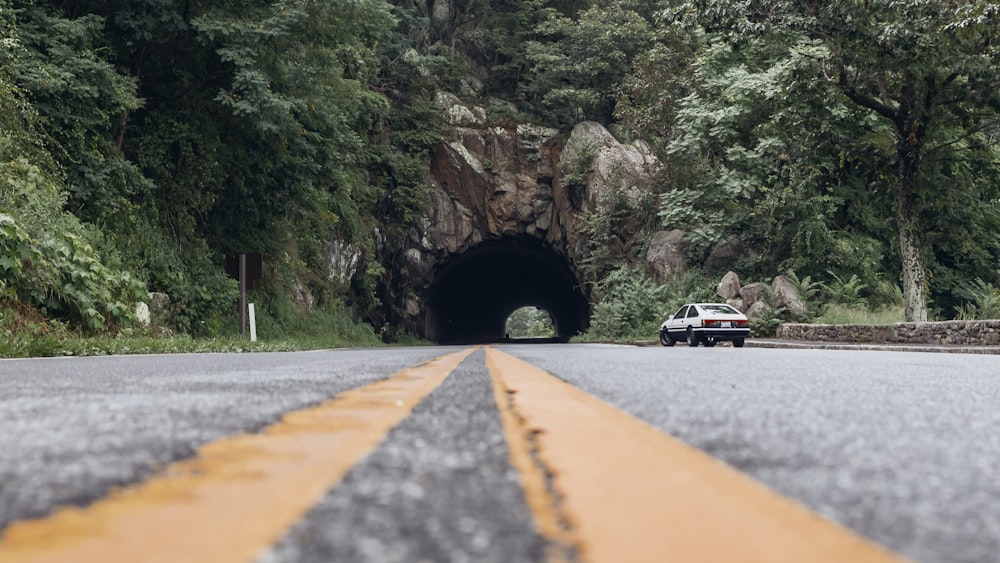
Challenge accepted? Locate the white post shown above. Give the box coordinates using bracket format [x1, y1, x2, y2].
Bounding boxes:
[248, 303, 257, 342]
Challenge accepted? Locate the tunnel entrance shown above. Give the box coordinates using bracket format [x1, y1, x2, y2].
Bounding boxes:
[425, 238, 590, 344]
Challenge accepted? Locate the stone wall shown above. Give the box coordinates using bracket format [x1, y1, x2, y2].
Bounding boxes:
[778, 320, 1000, 346]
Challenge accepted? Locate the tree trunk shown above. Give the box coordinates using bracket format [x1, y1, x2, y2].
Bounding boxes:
[897, 143, 928, 322]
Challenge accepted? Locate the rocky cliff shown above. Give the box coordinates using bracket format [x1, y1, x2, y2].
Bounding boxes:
[389, 91, 662, 336]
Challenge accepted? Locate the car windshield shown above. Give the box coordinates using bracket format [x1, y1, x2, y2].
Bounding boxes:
[700, 304, 740, 315]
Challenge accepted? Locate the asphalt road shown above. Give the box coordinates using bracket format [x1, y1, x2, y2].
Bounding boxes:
[502, 344, 1000, 563]
[1, 344, 998, 562]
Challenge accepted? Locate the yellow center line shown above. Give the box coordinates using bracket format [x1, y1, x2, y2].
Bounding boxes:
[0, 347, 477, 563]
[488, 348, 576, 563]
[485, 347, 910, 563]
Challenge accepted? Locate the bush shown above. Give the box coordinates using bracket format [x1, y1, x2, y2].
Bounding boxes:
[247, 290, 380, 347]
[955, 279, 1000, 320]
[0, 214, 145, 331]
[585, 266, 714, 341]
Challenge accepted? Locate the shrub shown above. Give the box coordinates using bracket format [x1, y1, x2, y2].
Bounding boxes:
[586, 266, 714, 341]
[955, 279, 1000, 320]
[0, 214, 146, 331]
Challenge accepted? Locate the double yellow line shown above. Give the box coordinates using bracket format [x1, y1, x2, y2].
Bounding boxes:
[0, 347, 907, 563]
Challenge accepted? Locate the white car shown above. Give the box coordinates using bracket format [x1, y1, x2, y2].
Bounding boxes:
[659, 303, 750, 347]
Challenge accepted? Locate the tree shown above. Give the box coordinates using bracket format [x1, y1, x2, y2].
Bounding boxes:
[505, 306, 554, 337]
[676, 1, 1000, 320]
[522, 2, 655, 125]
[7, 2, 148, 227]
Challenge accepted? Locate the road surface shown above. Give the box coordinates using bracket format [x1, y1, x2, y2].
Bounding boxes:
[0, 344, 997, 562]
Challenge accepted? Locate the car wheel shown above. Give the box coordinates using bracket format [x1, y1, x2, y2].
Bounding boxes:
[686, 328, 698, 347]
[659, 331, 675, 347]
[733, 337, 745, 348]
[702, 336, 716, 347]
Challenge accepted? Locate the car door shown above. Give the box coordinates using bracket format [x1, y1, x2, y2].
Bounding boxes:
[667, 305, 688, 336]
[684, 305, 701, 331]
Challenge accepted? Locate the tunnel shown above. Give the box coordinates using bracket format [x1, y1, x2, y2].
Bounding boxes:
[425, 237, 590, 344]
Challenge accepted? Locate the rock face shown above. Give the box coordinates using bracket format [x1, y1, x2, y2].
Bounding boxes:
[396, 93, 661, 331]
[422, 96, 565, 254]
[646, 230, 688, 281]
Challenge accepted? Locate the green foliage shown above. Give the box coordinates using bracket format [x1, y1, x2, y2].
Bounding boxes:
[667, 0, 1000, 321]
[785, 270, 821, 303]
[0, 214, 145, 331]
[247, 289, 380, 347]
[748, 305, 786, 338]
[560, 137, 597, 194]
[815, 304, 905, 326]
[821, 272, 867, 308]
[0, 303, 71, 358]
[505, 306, 555, 338]
[954, 279, 1000, 321]
[521, 3, 655, 126]
[129, 226, 238, 337]
[7, 3, 147, 223]
[586, 267, 714, 341]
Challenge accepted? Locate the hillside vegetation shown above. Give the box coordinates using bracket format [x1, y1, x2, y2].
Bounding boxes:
[1, 1, 999, 351]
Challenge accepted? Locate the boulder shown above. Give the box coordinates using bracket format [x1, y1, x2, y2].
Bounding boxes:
[740, 282, 769, 310]
[703, 236, 749, 272]
[146, 292, 171, 326]
[770, 275, 809, 316]
[746, 300, 771, 319]
[560, 122, 617, 168]
[134, 302, 151, 327]
[291, 281, 314, 314]
[148, 292, 170, 313]
[716, 271, 741, 300]
[646, 230, 688, 280]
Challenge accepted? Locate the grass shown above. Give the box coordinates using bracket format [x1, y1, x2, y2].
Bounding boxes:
[813, 304, 905, 325]
[0, 332, 391, 359]
[0, 301, 398, 359]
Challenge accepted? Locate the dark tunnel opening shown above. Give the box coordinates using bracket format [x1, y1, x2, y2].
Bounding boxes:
[425, 238, 590, 344]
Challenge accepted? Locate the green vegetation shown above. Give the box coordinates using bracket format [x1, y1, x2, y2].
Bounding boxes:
[505, 307, 555, 338]
[814, 305, 906, 327]
[1, 1, 999, 354]
[585, 268, 715, 341]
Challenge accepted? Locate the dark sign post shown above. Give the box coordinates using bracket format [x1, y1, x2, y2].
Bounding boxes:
[225, 253, 263, 337]
[239, 254, 247, 336]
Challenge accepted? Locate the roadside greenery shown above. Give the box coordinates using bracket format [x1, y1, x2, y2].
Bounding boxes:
[0, 301, 383, 358]
[2, 0, 999, 354]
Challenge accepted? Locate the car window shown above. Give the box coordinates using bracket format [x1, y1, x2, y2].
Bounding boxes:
[686, 306, 699, 318]
[674, 306, 688, 318]
[702, 304, 740, 315]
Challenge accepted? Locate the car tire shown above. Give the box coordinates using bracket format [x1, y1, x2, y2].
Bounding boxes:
[733, 337, 745, 348]
[686, 328, 698, 347]
[660, 331, 675, 347]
